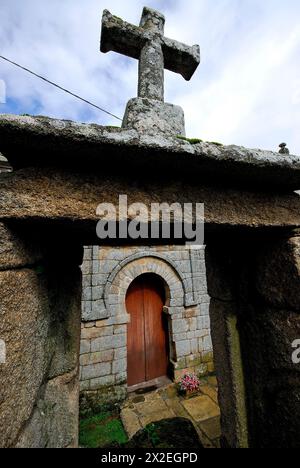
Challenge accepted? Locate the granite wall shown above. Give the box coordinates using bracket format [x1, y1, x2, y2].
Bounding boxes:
[0, 223, 82, 448]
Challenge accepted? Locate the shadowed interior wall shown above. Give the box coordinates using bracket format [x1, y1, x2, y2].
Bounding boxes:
[206, 232, 300, 448]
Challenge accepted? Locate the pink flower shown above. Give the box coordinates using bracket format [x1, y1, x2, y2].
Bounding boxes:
[179, 373, 200, 393]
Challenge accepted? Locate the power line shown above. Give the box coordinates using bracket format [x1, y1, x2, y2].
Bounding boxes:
[0, 55, 122, 122]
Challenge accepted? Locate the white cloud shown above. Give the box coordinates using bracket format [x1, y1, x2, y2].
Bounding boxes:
[0, 0, 299, 154]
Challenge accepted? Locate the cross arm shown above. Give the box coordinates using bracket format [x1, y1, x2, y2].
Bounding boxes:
[162, 38, 200, 81]
[100, 10, 146, 60]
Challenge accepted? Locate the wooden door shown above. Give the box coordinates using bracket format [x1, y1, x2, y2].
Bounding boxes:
[126, 274, 169, 387]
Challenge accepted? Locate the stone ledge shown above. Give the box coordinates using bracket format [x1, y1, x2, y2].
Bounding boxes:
[0, 114, 299, 190]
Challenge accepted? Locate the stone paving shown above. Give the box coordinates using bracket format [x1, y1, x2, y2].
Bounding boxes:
[121, 376, 221, 448]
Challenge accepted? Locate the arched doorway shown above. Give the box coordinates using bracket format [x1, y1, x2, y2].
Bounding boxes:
[126, 273, 169, 387]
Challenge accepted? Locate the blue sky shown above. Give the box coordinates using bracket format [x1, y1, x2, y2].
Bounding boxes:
[0, 0, 300, 154]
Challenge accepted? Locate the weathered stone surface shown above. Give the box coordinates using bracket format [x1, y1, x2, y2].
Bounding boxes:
[135, 398, 168, 417]
[16, 369, 79, 448]
[123, 98, 185, 136]
[200, 385, 219, 405]
[0, 269, 51, 447]
[182, 395, 220, 422]
[79, 385, 127, 415]
[0, 115, 300, 190]
[0, 167, 299, 233]
[256, 236, 300, 310]
[81, 362, 111, 381]
[0, 222, 42, 270]
[198, 416, 221, 441]
[176, 340, 191, 357]
[0, 238, 82, 448]
[47, 261, 82, 381]
[121, 408, 141, 439]
[89, 375, 115, 390]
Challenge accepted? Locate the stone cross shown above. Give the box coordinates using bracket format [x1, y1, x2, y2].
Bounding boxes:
[100, 7, 200, 135]
[101, 7, 200, 102]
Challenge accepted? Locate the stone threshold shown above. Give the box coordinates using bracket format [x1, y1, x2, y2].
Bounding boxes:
[128, 376, 172, 395]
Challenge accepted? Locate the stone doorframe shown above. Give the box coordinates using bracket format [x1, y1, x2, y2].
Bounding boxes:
[103, 255, 186, 375]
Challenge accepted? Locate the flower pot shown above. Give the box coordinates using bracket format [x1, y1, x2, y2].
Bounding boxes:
[183, 389, 199, 399]
[178, 388, 199, 399]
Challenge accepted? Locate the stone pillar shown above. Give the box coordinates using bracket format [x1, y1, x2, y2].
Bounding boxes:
[205, 242, 249, 448]
[206, 232, 300, 448]
[0, 223, 82, 448]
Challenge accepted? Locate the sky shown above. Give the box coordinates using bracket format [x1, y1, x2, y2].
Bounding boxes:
[0, 0, 300, 154]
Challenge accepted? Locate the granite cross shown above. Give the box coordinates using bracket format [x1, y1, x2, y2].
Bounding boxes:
[101, 7, 200, 102]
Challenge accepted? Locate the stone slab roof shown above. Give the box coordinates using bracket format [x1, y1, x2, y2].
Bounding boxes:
[0, 114, 299, 191]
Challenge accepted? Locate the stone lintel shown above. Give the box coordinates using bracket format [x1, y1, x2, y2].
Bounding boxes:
[0, 167, 300, 234]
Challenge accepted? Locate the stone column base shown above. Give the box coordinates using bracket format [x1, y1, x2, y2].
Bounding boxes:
[122, 97, 186, 136]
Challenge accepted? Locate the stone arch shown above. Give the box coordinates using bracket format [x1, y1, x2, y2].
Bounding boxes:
[104, 253, 185, 319]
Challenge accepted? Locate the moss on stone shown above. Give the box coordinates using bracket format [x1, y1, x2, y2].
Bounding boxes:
[176, 135, 203, 144]
[80, 385, 127, 418]
[226, 314, 249, 448]
[176, 136, 223, 147]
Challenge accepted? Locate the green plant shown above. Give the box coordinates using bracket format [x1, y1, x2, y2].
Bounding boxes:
[145, 423, 160, 446]
[79, 411, 128, 448]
